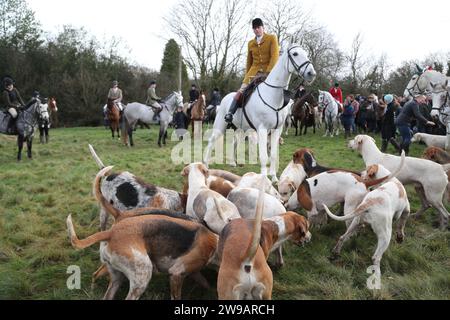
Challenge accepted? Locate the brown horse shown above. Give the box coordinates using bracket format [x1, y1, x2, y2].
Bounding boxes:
[291, 90, 318, 136]
[190, 92, 206, 134]
[106, 99, 121, 139]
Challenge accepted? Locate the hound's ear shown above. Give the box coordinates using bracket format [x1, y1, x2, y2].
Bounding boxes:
[199, 164, 209, 178]
[293, 150, 302, 164]
[367, 165, 379, 178]
[181, 166, 190, 177]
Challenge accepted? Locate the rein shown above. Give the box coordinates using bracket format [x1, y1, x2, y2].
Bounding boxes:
[246, 46, 311, 130]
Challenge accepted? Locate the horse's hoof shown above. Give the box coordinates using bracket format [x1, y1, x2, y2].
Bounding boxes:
[229, 162, 237, 168]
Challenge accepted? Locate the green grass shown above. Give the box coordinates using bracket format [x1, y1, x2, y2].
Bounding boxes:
[0, 126, 449, 300]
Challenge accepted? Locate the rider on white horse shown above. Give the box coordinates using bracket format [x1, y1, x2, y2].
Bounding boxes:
[146, 80, 163, 119]
[224, 18, 280, 124]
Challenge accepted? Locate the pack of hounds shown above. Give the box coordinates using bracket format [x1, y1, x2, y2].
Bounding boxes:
[66, 135, 450, 300]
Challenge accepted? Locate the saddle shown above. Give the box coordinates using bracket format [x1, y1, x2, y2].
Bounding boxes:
[237, 75, 293, 110]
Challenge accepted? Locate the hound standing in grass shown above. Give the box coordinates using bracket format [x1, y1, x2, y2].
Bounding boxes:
[411, 132, 446, 149]
[349, 135, 450, 229]
[217, 183, 312, 300]
[324, 163, 410, 274]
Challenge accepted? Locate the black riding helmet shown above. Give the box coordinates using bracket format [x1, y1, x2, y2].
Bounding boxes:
[3, 77, 14, 87]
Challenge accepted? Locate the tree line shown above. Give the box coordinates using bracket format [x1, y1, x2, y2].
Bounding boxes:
[1, 0, 450, 127]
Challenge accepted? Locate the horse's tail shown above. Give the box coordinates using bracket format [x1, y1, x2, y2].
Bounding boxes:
[121, 113, 129, 145]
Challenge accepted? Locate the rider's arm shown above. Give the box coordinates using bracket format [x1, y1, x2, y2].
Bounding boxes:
[116, 89, 123, 103]
[266, 34, 280, 73]
[412, 103, 431, 124]
[149, 87, 161, 100]
[3, 91, 13, 108]
[246, 41, 253, 75]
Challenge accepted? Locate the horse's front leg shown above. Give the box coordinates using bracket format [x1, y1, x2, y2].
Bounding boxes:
[269, 129, 281, 183]
[446, 123, 450, 151]
[27, 136, 33, 159]
[17, 135, 24, 161]
[45, 125, 49, 143]
[162, 122, 168, 145]
[258, 128, 269, 177]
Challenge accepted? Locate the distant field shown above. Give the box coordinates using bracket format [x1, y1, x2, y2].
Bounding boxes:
[0, 126, 449, 300]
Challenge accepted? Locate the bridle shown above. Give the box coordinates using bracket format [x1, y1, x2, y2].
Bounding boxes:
[263, 45, 312, 90]
[406, 72, 428, 97]
[431, 89, 450, 117]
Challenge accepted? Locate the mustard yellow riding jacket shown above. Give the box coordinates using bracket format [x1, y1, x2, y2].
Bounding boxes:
[244, 33, 280, 84]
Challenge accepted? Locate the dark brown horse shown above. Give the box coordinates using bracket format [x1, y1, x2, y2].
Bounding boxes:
[106, 99, 121, 139]
[291, 90, 318, 136]
[190, 92, 206, 134]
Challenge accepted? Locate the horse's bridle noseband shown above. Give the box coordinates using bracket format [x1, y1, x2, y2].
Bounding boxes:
[431, 89, 450, 116]
[406, 72, 430, 97]
[287, 46, 312, 82]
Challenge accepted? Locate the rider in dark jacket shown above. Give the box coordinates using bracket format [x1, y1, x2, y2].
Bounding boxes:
[2, 77, 25, 133]
[395, 95, 435, 155]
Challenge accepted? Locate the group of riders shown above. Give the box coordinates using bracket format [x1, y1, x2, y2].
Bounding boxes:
[103, 80, 222, 126]
[1, 77, 43, 135]
[103, 17, 275, 128]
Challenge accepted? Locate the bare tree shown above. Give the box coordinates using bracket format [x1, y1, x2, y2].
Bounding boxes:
[261, 0, 314, 45]
[165, 0, 253, 88]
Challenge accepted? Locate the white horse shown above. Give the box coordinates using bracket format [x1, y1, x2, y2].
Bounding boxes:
[122, 92, 184, 147]
[430, 80, 450, 150]
[404, 68, 449, 99]
[204, 44, 316, 182]
[318, 90, 340, 137]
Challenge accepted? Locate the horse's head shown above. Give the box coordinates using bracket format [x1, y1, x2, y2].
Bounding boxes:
[173, 91, 184, 108]
[286, 45, 316, 84]
[48, 97, 58, 112]
[39, 102, 50, 122]
[317, 90, 326, 110]
[404, 69, 445, 99]
[430, 80, 450, 118]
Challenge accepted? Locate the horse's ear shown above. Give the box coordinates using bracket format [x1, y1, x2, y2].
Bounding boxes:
[416, 64, 423, 74]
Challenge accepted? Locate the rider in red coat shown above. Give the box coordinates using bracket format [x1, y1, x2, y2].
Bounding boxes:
[329, 82, 343, 104]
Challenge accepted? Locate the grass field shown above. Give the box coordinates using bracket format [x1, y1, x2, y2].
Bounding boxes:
[0, 125, 449, 300]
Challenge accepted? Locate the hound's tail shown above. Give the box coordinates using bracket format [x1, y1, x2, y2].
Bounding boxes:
[93, 166, 122, 220]
[66, 215, 111, 250]
[209, 169, 241, 184]
[244, 178, 266, 263]
[89, 144, 105, 169]
[323, 203, 364, 222]
[364, 151, 406, 189]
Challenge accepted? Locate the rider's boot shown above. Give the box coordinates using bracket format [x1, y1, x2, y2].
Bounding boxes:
[7, 117, 17, 134]
[225, 91, 243, 124]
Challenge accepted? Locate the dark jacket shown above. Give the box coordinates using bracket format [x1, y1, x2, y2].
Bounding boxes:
[189, 89, 199, 103]
[2, 88, 25, 110]
[381, 102, 398, 139]
[395, 99, 429, 127]
[209, 91, 221, 106]
[173, 111, 188, 129]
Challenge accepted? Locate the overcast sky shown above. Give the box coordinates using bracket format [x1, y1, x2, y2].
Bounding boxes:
[28, 0, 450, 72]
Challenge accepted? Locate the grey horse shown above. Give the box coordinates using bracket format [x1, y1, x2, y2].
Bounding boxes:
[0, 99, 41, 161]
[122, 92, 184, 147]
